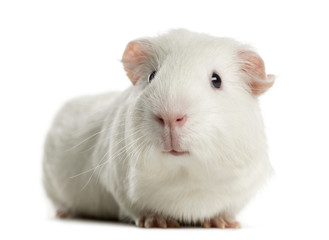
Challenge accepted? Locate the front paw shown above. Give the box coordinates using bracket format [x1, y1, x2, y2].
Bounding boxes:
[202, 216, 240, 229]
[56, 210, 72, 219]
[136, 215, 180, 228]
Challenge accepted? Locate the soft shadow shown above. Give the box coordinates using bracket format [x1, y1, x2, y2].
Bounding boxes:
[50, 215, 133, 228]
[51, 216, 251, 230]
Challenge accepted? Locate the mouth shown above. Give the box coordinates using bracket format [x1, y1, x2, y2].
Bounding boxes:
[164, 150, 189, 156]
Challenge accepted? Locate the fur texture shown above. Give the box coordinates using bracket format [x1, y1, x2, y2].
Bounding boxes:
[43, 29, 274, 226]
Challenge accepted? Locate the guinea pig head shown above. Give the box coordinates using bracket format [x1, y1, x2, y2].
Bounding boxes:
[122, 30, 275, 167]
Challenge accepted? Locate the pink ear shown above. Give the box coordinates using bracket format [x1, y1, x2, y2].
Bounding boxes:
[122, 41, 148, 85]
[239, 51, 275, 96]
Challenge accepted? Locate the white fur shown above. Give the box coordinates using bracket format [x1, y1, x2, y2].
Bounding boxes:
[43, 29, 273, 224]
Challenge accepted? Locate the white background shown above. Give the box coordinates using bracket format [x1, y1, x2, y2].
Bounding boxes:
[1, 0, 329, 239]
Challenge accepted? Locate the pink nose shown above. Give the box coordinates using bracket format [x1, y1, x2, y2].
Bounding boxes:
[156, 114, 187, 128]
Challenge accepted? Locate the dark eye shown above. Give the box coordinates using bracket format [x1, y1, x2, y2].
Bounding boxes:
[148, 71, 156, 83]
[211, 72, 221, 89]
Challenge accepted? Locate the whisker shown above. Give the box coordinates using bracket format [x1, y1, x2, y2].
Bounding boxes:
[72, 128, 146, 182]
[64, 117, 145, 152]
[78, 132, 147, 190]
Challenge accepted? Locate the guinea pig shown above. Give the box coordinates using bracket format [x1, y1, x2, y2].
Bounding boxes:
[43, 29, 275, 228]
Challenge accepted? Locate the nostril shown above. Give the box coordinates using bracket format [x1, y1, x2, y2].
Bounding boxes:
[155, 114, 186, 127]
[175, 115, 187, 126]
[156, 115, 165, 126]
[176, 116, 184, 122]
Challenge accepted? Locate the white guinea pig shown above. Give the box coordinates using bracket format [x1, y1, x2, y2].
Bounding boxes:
[43, 29, 275, 228]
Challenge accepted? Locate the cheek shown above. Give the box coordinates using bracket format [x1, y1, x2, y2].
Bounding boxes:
[184, 95, 236, 138]
[140, 111, 164, 147]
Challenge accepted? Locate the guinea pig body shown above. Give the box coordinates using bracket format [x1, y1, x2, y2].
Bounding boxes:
[43, 29, 275, 228]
